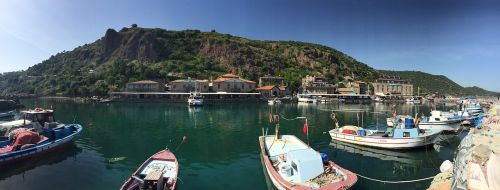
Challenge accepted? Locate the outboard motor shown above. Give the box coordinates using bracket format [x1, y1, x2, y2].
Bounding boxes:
[320, 152, 330, 165]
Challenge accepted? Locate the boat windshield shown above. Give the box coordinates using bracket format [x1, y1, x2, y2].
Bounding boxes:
[23, 113, 55, 124]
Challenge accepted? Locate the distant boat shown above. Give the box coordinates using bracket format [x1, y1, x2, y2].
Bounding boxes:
[0, 124, 82, 166]
[405, 98, 414, 103]
[268, 98, 282, 105]
[99, 98, 115, 103]
[120, 149, 178, 190]
[373, 96, 384, 102]
[297, 94, 317, 103]
[187, 92, 203, 106]
[0, 110, 15, 119]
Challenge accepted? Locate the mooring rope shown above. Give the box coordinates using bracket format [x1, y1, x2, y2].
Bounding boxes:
[354, 172, 435, 184]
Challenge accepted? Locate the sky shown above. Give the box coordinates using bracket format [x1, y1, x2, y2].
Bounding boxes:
[0, 0, 499, 91]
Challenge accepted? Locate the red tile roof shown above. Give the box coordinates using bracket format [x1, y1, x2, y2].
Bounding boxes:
[213, 74, 256, 83]
[128, 80, 158, 84]
[221, 74, 240, 78]
[256, 85, 276, 91]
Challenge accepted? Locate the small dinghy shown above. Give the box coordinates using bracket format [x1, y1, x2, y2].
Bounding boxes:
[121, 149, 178, 190]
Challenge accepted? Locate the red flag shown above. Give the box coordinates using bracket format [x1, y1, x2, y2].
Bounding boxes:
[303, 120, 308, 135]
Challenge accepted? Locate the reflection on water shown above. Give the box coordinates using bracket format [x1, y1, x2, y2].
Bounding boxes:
[0, 100, 460, 190]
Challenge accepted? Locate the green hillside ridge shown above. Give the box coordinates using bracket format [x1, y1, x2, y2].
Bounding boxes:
[379, 70, 498, 96]
[0, 26, 496, 97]
[0, 26, 377, 96]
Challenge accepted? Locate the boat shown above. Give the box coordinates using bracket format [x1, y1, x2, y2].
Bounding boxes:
[187, 92, 203, 106]
[417, 111, 463, 132]
[0, 123, 82, 166]
[268, 98, 282, 105]
[259, 116, 357, 189]
[0, 110, 15, 119]
[329, 125, 441, 149]
[328, 111, 441, 149]
[373, 96, 384, 102]
[120, 149, 178, 190]
[405, 98, 414, 103]
[0, 108, 58, 137]
[297, 94, 317, 103]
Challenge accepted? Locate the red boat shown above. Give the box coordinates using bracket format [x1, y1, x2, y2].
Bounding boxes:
[120, 149, 178, 190]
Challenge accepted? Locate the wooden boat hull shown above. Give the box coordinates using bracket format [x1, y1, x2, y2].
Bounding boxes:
[259, 136, 357, 190]
[120, 149, 178, 190]
[0, 124, 82, 166]
[328, 129, 441, 149]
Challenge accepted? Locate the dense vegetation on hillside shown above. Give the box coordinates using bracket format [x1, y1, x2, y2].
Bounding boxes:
[0, 26, 495, 97]
[379, 70, 498, 96]
[0, 26, 377, 96]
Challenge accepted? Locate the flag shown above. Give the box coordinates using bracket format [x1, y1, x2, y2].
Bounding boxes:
[303, 120, 308, 135]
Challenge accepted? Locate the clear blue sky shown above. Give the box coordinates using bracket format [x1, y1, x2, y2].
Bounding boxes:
[1, 0, 499, 91]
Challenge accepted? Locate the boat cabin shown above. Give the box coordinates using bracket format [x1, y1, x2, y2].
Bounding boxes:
[392, 128, 419, 138]
[0, 108, 56, 137]
[20, 109, 55, 125]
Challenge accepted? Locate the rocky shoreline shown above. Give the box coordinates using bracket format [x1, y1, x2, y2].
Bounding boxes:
[428, 102, 500, 190]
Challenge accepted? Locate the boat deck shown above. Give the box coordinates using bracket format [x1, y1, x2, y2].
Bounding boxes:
[264, 135, 309, 157]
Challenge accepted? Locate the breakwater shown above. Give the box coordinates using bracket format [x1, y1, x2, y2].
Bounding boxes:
[428, 102, 500, 190]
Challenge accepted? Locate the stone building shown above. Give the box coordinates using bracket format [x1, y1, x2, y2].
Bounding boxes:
[301, 75, 337, 94]
[212, 74, 256, 93]
[169, 78, 209, 92]
[126, 80, 161, 92]
[373, 76, 413, 96]
[256, 85, 291, 98]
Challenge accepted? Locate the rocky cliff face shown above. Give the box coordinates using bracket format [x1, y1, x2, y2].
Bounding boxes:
[2, 26, 377, 95]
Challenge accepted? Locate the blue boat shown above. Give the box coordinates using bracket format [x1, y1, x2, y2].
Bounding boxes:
[0, 121, 82, 165]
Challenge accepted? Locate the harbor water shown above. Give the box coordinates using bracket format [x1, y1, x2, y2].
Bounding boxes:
[0, 99, 464, 190]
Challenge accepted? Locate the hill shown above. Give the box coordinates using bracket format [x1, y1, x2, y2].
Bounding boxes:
[379, 70, 498, 96]
[0, 26, 377, 96]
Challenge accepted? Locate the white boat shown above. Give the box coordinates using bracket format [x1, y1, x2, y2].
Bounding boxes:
[328, 125, 441, 149]
[259, 134, 357, 189]
[405, 98, 414, 103]
[373, 96, 384, 102]
[268, 98, 282, 105]
[297, 94, 317, 103]
[187, 92, 203, 106]
[0, 108, 59, 137]
[418, 111, 463, 132]
[0, 110, 15, 118]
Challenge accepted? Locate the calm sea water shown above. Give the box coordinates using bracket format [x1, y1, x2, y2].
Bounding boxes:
[0, 99, 464, 190]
